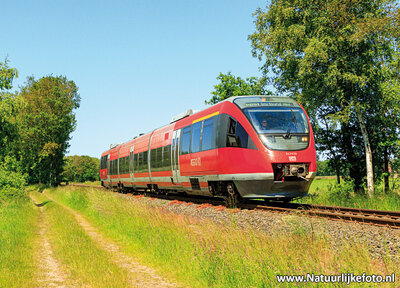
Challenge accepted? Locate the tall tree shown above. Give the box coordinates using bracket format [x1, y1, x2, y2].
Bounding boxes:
[16, 76, 80, 185]
[207, 72, 271, 105]
[0, 59, 18, 90]
[249, 0, 400, 196]
[0, 59, 18, 160]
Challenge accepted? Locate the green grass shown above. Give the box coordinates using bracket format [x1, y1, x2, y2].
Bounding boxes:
[68, 180, 101, 186]
[0, 200, 39, 288]
[296, 177, 400, 211]
[47, 186, 400, 288]
[30, 190, 132, 288]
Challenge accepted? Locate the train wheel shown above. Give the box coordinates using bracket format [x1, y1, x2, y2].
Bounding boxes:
[225, 183, 239, 208]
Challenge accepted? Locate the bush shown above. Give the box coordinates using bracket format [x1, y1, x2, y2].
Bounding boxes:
[327, 179, 354, 202]
[0, 157, 27, 203]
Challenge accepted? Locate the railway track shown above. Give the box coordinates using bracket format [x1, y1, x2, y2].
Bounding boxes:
[67, 183, 400, 229]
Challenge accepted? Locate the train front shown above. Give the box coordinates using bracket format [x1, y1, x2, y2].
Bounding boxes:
[232, 96, 316, 200]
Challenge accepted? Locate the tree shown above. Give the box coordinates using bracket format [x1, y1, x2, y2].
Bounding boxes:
[249, 0, 400, 197]
[16, 76, 80, 185]
[207, 72, 271, 105]
[0, 58, 18, 90]
[0, 59, 18, 161]
[61, 155, 100, 183]
[75, 156, 99, 182]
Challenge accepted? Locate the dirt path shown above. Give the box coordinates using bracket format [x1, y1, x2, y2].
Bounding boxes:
[30, 196, 77, 288]
[44, 191, 184, 288]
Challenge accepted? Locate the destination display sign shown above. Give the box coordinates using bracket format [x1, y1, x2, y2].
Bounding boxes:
[244, 102, 296, 107]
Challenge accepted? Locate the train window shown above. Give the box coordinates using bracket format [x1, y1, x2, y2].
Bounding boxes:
[226, 117, 249, 148]
[150, 149, 157, 170]
[228, 118, 236, 135]
[136, 153, 141, 173]
[121, 156, 129, 174]
[157, 148, 163, 168]
[180, 126, 191, 155]
[163, 145, 171, 170]
[138, 153, 143, 173]
[150, 148, 162, 171]
[134, 153, 139, 171]
[150, 146, 172, 171]
[201, 118, 215, 151]
[191, 122, 201, 153]
[143, 151, 148, 172]
[236, 123, 249, 148]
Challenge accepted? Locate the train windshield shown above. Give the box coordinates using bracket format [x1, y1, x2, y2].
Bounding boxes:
[243, 107, 310, 150]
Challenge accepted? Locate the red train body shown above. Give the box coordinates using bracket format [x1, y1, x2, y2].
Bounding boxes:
[100, 96, 316, 204]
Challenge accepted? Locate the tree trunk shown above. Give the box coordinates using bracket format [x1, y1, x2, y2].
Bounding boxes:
[341, 124, 362, 191]
[384, 147, 389, 192]
[336, 167, 341, 184]
[355, 107, 374, 197]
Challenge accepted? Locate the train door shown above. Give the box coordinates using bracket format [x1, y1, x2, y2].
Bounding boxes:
[117, 148, 121, 183]
[171, 129, 181, 184]
[129, 145, 134, 184]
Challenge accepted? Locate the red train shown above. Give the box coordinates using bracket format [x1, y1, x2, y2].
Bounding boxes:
[100, 96, 316, 207]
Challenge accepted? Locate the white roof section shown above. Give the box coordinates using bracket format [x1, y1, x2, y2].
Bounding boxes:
[170, 109, 194, 123]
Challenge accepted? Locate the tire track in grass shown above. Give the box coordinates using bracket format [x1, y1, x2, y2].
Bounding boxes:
[44, 191, 184, 288]
[30, 195, 77, 288]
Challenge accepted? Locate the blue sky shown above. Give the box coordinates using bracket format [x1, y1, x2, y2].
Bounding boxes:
[2, 0, 268, 158]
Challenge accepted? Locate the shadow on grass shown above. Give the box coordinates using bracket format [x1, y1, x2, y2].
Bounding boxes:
[33, 200, 52, 207]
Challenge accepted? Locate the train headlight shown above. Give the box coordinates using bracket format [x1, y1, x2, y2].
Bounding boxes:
[301, 137, 308, 142]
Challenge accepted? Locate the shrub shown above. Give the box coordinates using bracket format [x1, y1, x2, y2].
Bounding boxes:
[0, 157, 27, 203]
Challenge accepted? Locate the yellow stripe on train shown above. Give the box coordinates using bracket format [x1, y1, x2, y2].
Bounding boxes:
[192, 111, 220, 124]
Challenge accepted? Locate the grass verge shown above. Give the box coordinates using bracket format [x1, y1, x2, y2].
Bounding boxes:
[0, 199, 39, 288]
[47, 186, 399, 288]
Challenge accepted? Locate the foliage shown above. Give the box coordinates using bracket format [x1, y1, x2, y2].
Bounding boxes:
[0, 59, 18, 163]
[207, 72, 271, 105]
[249, 0, 400, 195]
[0, 156, 27, 203]
[16, 76, 80, 185]
[0, 58, 18, 90]
[61, 155, 100, 183]
[297, 176, 400, 211]
[0, 92, 18, 160]
[316, 160, 346, 176]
